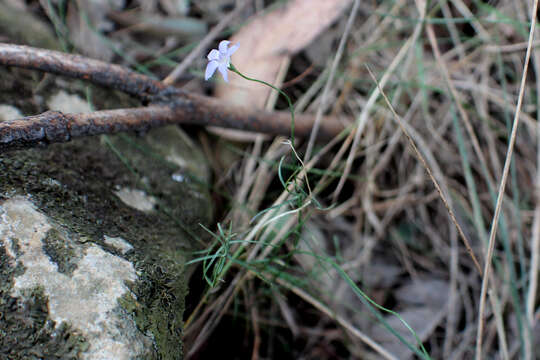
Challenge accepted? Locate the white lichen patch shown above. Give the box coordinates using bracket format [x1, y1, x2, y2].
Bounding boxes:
[103, 235, 133, 255]
[0, 196, 152, 359]
[114, 187, 157, 212]
[47, 90, 92, 114]
[171, 171, 186, 183]
[42, 177, 62, 187]
[0, 104, 23, 121]
[166, 154, 188, 168]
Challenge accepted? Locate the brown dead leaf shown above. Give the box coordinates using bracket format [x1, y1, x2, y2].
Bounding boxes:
[211, 0, 351, 140]
[216, 0, 352, 108]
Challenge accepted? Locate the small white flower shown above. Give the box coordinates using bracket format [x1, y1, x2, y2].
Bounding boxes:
[205, 40, 239, 82]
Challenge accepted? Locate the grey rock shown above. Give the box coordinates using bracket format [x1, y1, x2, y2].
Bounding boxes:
[0, 67, 212, 359]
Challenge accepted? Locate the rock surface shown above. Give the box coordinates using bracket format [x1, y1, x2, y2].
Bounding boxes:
[1, 196, 148, 359]
[0, 64, 212, 359]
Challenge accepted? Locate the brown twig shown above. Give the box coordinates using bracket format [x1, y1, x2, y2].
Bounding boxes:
[0, 101, 342, 152]
[0, 43, 345, 150]
[282, 63, 315, 88]
[0, 43, 166, 100]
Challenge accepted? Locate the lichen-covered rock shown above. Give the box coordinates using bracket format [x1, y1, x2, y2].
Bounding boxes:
[0, 127, 212, 359]
[0, 29, 213, 356]
[1, 196, 149, 359]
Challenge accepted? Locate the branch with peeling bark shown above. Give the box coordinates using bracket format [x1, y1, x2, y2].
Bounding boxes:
[0, 43, 345, 152]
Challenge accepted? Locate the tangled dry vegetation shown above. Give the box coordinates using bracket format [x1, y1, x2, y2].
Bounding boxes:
[184, 1, 538, 359]
[2, 0, 539, 359]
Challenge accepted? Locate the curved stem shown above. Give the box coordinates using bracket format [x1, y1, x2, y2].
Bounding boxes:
[229, 63, 296, 144]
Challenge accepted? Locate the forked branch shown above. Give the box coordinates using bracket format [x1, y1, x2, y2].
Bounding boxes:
[0, 43, 345, 152]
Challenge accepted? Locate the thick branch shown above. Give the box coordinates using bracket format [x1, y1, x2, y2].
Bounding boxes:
[0, 103, 344, 152]
[0, 43, 346, 149]
[0, 43, 167, 99]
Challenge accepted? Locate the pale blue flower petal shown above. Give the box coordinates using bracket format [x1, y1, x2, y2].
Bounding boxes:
[205, 60, 219, 80]
[204, 40, 240, 82]
[218, 40, 230, 54]
[207, 49, 220, 61]
[218, 64, 229, 82]
[227, 43, 240, 57]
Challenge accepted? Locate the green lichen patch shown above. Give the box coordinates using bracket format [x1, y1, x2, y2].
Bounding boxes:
[120, 257, 187, 360]
[7, 237, 22, 258]
[0, 244, 88, 359]
[0, 243, 24, 293]
[42, 228, 81, 275]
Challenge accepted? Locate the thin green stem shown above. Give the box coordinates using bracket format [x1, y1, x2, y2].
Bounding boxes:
[229, 63, 296, 144]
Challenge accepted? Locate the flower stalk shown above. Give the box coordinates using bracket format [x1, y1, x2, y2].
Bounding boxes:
[205, 40, 296, 143]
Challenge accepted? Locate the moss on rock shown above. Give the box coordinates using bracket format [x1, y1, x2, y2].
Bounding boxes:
[0, 58, 212, 360]
[0, 244, 89, 359]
